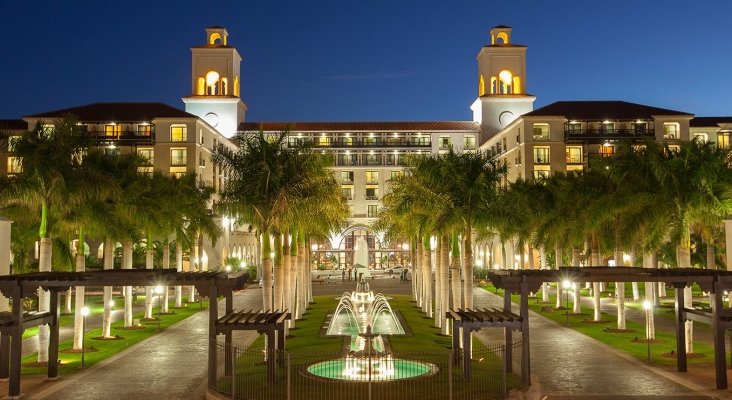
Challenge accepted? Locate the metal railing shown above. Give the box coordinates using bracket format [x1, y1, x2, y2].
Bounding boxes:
[211, 339, 523, 400]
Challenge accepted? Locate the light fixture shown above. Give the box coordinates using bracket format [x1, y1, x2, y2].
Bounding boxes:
[108, 300, 115, 308]
[498, 70, 513, 85]
[81, 306, 90, 317]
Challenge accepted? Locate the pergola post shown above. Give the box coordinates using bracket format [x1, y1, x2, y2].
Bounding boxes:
[519, 279, 531, 386]
[9, 285, 22, 398]
[0, 333, 8, 379]
[711, 280, 727, 389]
[451, 317, 460, 365]
[266, 329, 276, 384]
[208, 285, 218, 390]
[0, 217, 11, 312]
[725, 219, 732, 275]
[462, 324, 472, 381]
[277, 321, 286, 367]
[674, 285, 687, 372]
[503, 288, 513, 374]
[224, 290, 233, 377]
[48, 289, 60, 380]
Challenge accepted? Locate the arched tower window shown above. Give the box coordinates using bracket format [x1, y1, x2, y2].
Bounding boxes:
[512, 76, 522, 94]
[196, 77, 205, 95]
[209, 32, 222, 45]
[496, 32, 509, 44]
[205, 70, 220, 95]
[479, 75, 486, 96]
[498, 69, 513, 94]
[221, 77, 228, 95]
[234, 75, 240, 97]
[490, 76, 498, 94]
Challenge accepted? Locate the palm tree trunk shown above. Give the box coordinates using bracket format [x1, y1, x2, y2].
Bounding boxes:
[706, 238, 715, 269]
[415, 238, 422, 306]
[175, 242, 183, 307]
[297, 239, 307, 319]
[434, 235, 442, 328]
[591, 239, 601, 322]
[161, 239, 170, 313]
[614, 248, 626, 330]
[145, 246, 154, 319]
[273, 233, 284, 311]
[571, 248, 581, 314]
[440, 234, 450, 335]
[262, 231, 273, 311]
[540, 247, 549, 302]
[463, 229, 474, 309]
[65, 288, 73, 314]
[102, 238, 114, 338]
[554, 246, 563, 309]
[421, 235, 432, 317]
[679, 225, 694, 354]
[450, 232, 462, 309]
[72, 239, 87, 349]
[37, 235, 52, 363]
[282, 232, 291, 321]
[288, 233, 298, 328]
[189, 233, 200, 302]
[123, 240, 134, 327]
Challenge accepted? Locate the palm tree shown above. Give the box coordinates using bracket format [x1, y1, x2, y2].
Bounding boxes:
[0, 116, 89, 363]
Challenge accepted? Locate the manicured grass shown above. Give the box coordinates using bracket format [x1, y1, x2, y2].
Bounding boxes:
[481, 283, 715, 367]
[21, 300, 208, 376]
[22, 295, 126, 339]
[220, 295, 520, 399]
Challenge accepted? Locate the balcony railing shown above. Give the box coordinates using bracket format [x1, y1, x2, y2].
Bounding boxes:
[365, 195, 379, 200]
[564, 125, 654, 142]
[291, 138, 431, 148]
[87, 130, 156, 145]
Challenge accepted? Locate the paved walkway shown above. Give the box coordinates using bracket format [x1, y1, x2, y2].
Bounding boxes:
[473, 287, 729, 399]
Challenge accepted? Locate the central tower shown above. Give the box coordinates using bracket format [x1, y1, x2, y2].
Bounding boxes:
[470, 26, 535, 142]
[182, 26, 247, 138]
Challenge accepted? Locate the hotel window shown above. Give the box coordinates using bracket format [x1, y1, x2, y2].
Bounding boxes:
[667, 144, 681, 153]
[7, 157, 22, 174]
[340, 171, 354, 184]
[103, 147, 119, 157]
[533, 146, 550, 164]
[104, 124, 121, 137]
[365, 188, 379, 200]
[171, 148, 187, 166]
[463, 135, 476, 150]
[532, 123, 550, 140]
[342, 136, 353, 146]
[337, 153, 357, 166]
[533, 169, 550, 180]
[438, 136, 451, 150]
[318, 136, 330, 146]
[718, 132, 730, 148]
[631, 122, 648, 134]
[367, 205, 378, 218]
[692, 132, 708, 143]
[599, 144, 615, 157]
[364, 153, 381, 165]
[341, 187, 353, 200]
[601, 122, 614, 133]
[137, 148, 154, 164]
[390, 170, 403, 180]
[6, 136, 20, 152]
[565, 146, 583, 164]
[502, 138, 507, 152]
[365, 170, 379, 184]
[663, 123, 679, 139]
[171, 125, 188, 142]
[567, 122, 582, 134]
[413, 135, 430, 146]
[137, 124, 152, 137]
[364, 135, 376, 145]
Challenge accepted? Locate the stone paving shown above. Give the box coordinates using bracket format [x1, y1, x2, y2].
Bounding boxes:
[6, 278, 732, 399]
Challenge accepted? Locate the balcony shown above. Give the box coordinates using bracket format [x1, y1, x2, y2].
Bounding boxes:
[87, 130, 155, 145]
[564, 124, 654, 143]
[312, 138, 431, 148]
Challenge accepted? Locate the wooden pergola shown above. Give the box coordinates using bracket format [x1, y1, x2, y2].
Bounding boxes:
[446, 308, 523, 382]
[215, 309, 291, 383]
[487, 267, 732, 390]
[0, 269, 246, 399]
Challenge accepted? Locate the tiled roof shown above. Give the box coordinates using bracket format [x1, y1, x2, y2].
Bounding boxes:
[690, 117, 732, 127]
[0, 119, 27, 131]
[238, 121, 481, 132]
[25, 102, 196, 122]
[523, 101, 692, 120]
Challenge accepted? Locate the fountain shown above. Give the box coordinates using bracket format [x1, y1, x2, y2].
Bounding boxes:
[307, 279, 435, 381]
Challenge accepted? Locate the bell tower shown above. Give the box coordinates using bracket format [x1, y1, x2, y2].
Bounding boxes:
[182, 26, 247, 138]
[470, 26, 535, 141]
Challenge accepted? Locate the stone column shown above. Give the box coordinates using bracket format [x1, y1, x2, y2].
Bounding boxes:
[0, 217, 11, 312]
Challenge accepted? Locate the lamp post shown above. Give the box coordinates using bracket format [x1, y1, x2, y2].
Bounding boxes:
[80, 306, 90, 369]
[643, 300, 652, 361]
[154, 286, 163, 331]
[562, 280, 571, 323]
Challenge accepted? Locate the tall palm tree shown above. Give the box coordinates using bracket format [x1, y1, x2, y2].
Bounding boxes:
[0, 116, 89, 363]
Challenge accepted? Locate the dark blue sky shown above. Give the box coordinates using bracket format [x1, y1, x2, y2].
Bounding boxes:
[1, 1, 730, 121]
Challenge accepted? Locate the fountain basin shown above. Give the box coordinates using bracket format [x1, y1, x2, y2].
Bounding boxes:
[306, 357, 436, 381]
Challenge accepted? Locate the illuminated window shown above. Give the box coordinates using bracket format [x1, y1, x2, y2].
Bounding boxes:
[498, 70, 513, 94]
[137, 148, 154, 164]
[341, 187, 353, 200]
[104, 124, 121, 137]
[171, 125, 187, 142]
[196, 77, 205, 95]
[601, 122, 615, 133]
[438, 136, 451, 150]
[567, 122, 582, 134]
[209, 32, 222, 45]
[340, 171, 354, 184]
[205, 71, 220, 95]
[318, 136, 330, 146]
[533, 124, 550, 140]
[137, 124, 152, 137]
[667, 144, 681, 153]
[365, 170, 379, 184]
[479, 75, 486, 96]
[533, 146, 550, 164]
[599, 144, 615, 157]
[171, 148, 187, 166]
[390, 170, 403, 179]
[692, 132, 708, 143]
[365, 188, 379, 200]
[533, 169, 550, 180]
[367, 205, 378, 218]
[7, 156, 22, 174]
[718, 132, 730, 148]
[364, 135, 376, 145]
[463, 135, 476, 150]
[565, 146, 583, 164]
[6, 136, 20, 152]
[663, 123, 679, 139]
[104, 147, 119, 157]
[234, 75, 240, 97]
[364, 153, 381, 165]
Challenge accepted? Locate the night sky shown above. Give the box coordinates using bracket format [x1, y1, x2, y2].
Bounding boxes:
[1, 1, 730, 121]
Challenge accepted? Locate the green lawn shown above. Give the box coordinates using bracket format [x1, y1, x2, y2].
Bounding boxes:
[480, 283, 715, 367]
[21, 300, 208, 375]
[22, 294, 127, 340]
